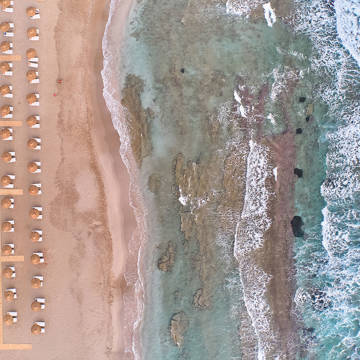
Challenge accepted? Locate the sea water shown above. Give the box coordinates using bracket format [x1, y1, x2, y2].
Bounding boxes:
[102, 0, 360, 358]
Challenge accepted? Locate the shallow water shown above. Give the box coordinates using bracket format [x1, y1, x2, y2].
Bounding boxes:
[102, 0, 360, 358]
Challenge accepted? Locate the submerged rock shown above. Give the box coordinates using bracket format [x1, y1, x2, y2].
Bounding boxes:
[157, 242, 175, 272]
[193, 288, 210, 309]
[170, 311, 188, 347]
[299, 96, 306, 103]
[148, 173, 161, 194]
[309, 289, 331, 311]
[296, 128, 303, 134]
[291, 216, 304, 237]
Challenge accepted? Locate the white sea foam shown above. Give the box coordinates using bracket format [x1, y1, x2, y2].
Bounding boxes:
[334, 0, 360, 68]
[263, 2, 276, 27]
[102, 0, 145, 358]
[226, 0, 266, 17]
[267, 113, 276, 125]
[234, 138, 280, 358]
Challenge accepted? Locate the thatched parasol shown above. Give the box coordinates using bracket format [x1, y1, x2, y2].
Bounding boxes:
[2, 244, 12, 255]
[1, 197, 12, 208]
[31, 231, 40, 242]
[27, 162, 38, 173]
[26, 7, 37, 17]
[26, 70, 37, 82]
[0, 84, 10, 96]
[0, 22, 10, 32]
[1, 105, 11, 117]
[31, 323, 42, 335]
[3, 267, 13, 278]
[0, 0, 11, 11]
[26, 93, 37, 104]
[4, 314, 14, 326]
[0, 62, 10, 74]
[1, 151, 11, 162]
[0, 41, 10, 52]
[26, 48, 37, 59]
[1, 175, 11, 186]
[27, 27, 38, 39]
[31, 253, 41, 265]
[27, 115, 38, 127]
[4, 290, 14, 302]
[31, 301, 41, 312]
[29, 184, 40, 195]
[31, 277, 41, 288]
[0, 128, 11, 139]
[27, 138, 39, 149]
[29, 208, 40, 219]
[1, 221, 12, 232]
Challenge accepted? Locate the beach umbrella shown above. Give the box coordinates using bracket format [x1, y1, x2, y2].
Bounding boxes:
[0, 62, 10, 74]
[31, 323, 42, 335]
[1, 197, 12, 208]
[2, 244, 12, 255]
[4, 314, 14, 326]
[0, 41, 10, 53]
[26, 70, 37, 82]
[3, 267, 13, 278]
[0, 0, 11, 11]
[31, 300, 41, 312]
[26, 48, 37, 59]
[29, 184, 40, 195]
[0, 84, 10, 96]
[1, 175, 11, 186]
[0, 22, 10, 32]
[27, 138, 39, 149]
[1, 151, 11, 163]
[26, 115, 38, 127]
[27, 27, 38, 39]
[4, 290, 14, 302]
[26, 7, 37, 17]
[0, 128, 11, 139]
[31, 254, 41, 265]
[31, 231, 40, 242]
[31, 277, 41, 288]
[1, 221, 12, 232]
[1, 105, 11, 117]
[26, 93, 37, 105]
[27, 162, 38, 173]
[29, 208, 40, 219]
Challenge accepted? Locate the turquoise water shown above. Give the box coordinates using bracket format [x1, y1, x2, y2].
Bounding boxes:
[103, 0, 360, 358]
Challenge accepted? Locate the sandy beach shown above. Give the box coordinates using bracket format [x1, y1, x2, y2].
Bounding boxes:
[0, 0, 137, 359]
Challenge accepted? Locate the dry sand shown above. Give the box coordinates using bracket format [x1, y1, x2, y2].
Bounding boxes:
[0, 0, 137, 359]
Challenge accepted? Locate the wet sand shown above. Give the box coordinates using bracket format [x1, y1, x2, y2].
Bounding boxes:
[1, 0, 137, 359]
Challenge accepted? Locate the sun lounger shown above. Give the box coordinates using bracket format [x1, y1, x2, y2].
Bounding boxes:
[33, 275, 43, 286]
[3, 174, 15, 188]
[7, 312, 17, 323]
[32, 183, 42, 194]
[3, 105, 13, 118]
[33, 229, 42, 242]
[28, 61, 38, 68]
[2, 43, 13, 54]
[9, 265, 15, 277]
[29, 93, 40, 106]
[34, 137, 41, 149]
[35, 321, 45, 333]
[8, 151, 15, 161]
[35, 297, 46, 309]
[5, 243, 14, 254]
[29, 28, 39, 41]
[3, 84, 12, 98]
[33, 206, 43, 219]
[6, 288, 16, 298]
[34, 252, 44, 263]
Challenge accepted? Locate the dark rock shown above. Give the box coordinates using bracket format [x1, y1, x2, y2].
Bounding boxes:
[299, 96, 306, 103]
[306, 115, 313, 122]
[180, 68, 185, 73]
[294, 168, 303, 178]
[296, 128, 303, 134]
[170, 312, 188, 347]
[291, 216, 304, 237]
